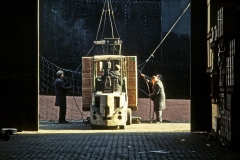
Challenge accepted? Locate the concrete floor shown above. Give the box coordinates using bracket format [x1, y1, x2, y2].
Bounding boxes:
[1, 121, 240, 160]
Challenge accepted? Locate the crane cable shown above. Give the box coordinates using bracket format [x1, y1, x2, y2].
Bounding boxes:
[138, 69, 153, 119]
[146, 81, 152, 119]
[73, 0, 120, 74]
[139, 3, 191, 73]
[66, 0, 121, 122]
[64, 0, 109, 122]
[95, 0, 108, 41]
[107, 0, 114, 38]
[109, 0, 120, 38]
[138, 3, 191, 121]
[70, 0, 108, 75]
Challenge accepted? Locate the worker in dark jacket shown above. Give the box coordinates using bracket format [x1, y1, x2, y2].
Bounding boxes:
[54, 70, 72, 123]
[149, 76, 166, 123]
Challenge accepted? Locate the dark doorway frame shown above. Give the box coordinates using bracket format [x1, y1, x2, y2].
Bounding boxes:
[1, 0, 212, 132]
[190, 0, 212, 132]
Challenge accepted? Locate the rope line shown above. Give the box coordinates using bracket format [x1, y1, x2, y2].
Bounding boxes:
[140, 3, 191, 72]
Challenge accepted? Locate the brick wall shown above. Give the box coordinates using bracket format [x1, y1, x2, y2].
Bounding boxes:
[39, 96, 190, 122]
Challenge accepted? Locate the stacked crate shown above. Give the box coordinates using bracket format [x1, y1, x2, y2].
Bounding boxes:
[125, 56, 138, 111]
[82, 57, 94, 111]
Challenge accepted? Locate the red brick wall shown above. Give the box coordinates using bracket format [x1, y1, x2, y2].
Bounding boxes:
[39, 96, 190, 122]
[135, 98, 190, 122]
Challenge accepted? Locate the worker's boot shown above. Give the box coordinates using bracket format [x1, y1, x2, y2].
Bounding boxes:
[156, 118, 161, 123]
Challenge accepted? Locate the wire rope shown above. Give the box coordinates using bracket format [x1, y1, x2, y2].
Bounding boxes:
[139, 3, 191, 72]
[95, 0, 107, 41]
[107, 0, 114, 38]
[109, 0, 120, 38]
